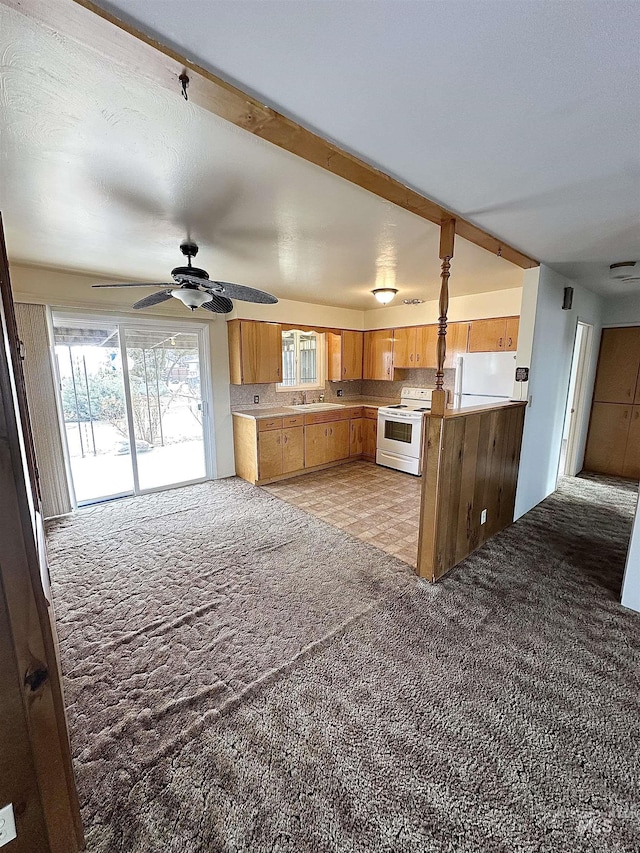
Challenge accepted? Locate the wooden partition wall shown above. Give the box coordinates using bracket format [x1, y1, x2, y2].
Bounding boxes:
[416, 403, 526, 582]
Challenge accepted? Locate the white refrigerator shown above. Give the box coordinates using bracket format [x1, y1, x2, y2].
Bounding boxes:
[454, 351, 516, 406]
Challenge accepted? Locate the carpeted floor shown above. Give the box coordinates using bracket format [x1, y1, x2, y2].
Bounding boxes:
[46, 474, 640, 852]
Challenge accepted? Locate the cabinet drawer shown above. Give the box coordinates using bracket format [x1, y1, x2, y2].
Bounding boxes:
[348, 407, 363, 418]
[304, 410, 351, 425]
[258, 418, 284, 431]
[363, 407, 378, 420]
[282, 415, 304, 428]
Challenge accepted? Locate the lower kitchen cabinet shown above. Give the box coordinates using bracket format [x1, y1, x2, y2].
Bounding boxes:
[305, 419, 350, 467]
[257, 429, 284, 480]
[362, 411, 377, 459]
[350, 418, 364, 456]
[282, 427, 304, 473]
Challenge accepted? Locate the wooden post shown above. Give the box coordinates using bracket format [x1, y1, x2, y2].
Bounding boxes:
[432, 219, 455, 415]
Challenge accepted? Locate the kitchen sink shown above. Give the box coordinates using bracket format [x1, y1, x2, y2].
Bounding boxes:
[290, 402, 344, 411]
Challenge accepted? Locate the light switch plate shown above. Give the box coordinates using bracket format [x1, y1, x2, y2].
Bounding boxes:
[0, 803, 17, 847]
[480, 509, 487, 525]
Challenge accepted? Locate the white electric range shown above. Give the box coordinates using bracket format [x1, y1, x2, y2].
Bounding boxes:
[376, 387, 433, 475]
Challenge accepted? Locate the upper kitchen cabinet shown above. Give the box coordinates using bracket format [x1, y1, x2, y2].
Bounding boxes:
[393, 325, 438, 368]
[468, 317, 519, 352]
[328, 330, 364, 381]
[364, 329, 395, 380]
[415, 322, 468, 369]
[593, 327, 640, 404]
[228, 319, 282, 384]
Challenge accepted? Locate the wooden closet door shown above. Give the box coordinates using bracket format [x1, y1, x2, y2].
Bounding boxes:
[623, 407, 640, 479]
[584, 402, 631, 475]
[593, 327, 640, 404]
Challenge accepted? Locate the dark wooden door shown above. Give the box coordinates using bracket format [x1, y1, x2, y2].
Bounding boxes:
[0, 213, 83, 852]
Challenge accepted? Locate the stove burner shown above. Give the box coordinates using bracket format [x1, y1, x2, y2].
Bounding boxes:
[388, 404, 407, 409]
[414, 407, 430, 412]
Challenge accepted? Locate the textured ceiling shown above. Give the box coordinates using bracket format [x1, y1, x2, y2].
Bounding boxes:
[0, 2, 523, 311]
[95, 0, 640, 295]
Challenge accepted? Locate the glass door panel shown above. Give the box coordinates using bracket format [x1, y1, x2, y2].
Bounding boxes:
[53, 319, 134, 503]
[123, 328, 207, 491]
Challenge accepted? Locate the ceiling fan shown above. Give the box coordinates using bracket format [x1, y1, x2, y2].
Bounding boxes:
[91, 242, 278, 313]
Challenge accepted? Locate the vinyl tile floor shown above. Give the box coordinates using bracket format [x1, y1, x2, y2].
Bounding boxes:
[263, 460, 422, 567]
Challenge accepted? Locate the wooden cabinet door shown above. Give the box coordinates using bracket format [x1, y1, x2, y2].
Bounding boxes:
[282, 426, 304, 473]
[350, 418, 364, 456]
[444, 322, 470, 368]
[258, 429, 283, 479]
[327, 420, 350, 462]
[392, 326, 416, 368]
[593, 327, 640, 404]
[468, 318, 507, 352]
[305, 423, 328, 468]
[342, 330, 363, 380]
[505, 317, 519, 351]
[362, 418, 377, 458]
[584, 402, 631, 476]
[623, 406, 640, 479]
[241, 321, 282, 384]
[364, 329, 393, 379]
[327, 332, 342, 382]
[415, 325, 438, 368]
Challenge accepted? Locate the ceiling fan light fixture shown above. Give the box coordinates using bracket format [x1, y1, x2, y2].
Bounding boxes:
[372, 287, 398, 305]
[610, 261, 640, 282]
[171, 288, 213, 310]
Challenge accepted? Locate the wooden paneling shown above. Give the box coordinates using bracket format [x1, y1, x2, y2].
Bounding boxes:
[505, 317, 519, 351]
[593, 327, 640, 404]
[417, 403, 526, 582]
[350, 418, 364, 456]
[18, 0, 536, 269]
[282, 426, 304, 473]
[362, 418, 377, 458]
[468, 318, 508, 352]
[364, 329, 394, 380]
[257, 429, 282, 479]
[232, 416, 258, 483]
[584, 403, 631, 476]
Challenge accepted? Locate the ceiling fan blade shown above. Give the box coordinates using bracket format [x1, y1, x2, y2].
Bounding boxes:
[92, 282, 174, 289]
[206, 281, 278, 304]
[200, 295, 233, 314]
[132, 290, 174, 309]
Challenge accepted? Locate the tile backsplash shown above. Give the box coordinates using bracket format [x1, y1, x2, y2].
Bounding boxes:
[229, 368, 455, 410]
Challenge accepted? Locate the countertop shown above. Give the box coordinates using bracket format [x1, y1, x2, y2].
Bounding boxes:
[441, 399, 528, 418]
[232, 396, 396, 420]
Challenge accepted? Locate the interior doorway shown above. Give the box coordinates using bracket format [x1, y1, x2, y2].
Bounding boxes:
[52, 312, 213, 505]
[558, 321, 593, 480]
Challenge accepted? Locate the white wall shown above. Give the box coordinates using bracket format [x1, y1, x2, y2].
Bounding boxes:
[514, 265, 603, 519]
[621, 494, 640, 613]
[602, 292, 640, 327]
[364, 286, 522, 330]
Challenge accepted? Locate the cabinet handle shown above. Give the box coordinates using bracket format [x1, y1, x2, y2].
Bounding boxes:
[416, 353, 420, 363]
[624, 410, 629, 419]
[343, 367, 346, 375]
[330, 427, 333, 435]
[284, 435, 288, 444]
[498, 337, 503, 348]
[276, 366, 280, 376]
[508, 337, 512, 347]
[635, 411, 639, 420]
[410, 353, 413, 362]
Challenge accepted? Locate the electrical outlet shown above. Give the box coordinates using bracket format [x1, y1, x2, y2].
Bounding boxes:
[337, 389, 343, 397]
[0, 804, 17, 847]
[480, 509, 487, 525]
[253, 395, 260, 404]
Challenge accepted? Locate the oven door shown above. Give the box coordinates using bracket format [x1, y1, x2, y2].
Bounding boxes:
[377, 412, 423, 459]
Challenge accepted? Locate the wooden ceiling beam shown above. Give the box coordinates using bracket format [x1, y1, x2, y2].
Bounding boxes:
[5, 0, 539, 270]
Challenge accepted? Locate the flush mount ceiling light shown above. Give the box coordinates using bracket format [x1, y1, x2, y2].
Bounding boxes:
[372, 287, 398, 305]
[610, 261, 640, 283]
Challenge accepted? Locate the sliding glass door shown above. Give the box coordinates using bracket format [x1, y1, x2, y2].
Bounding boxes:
[53, 314, 211, 506]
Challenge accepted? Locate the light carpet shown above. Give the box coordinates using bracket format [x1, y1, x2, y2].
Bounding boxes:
[46, 474, 640, 852]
